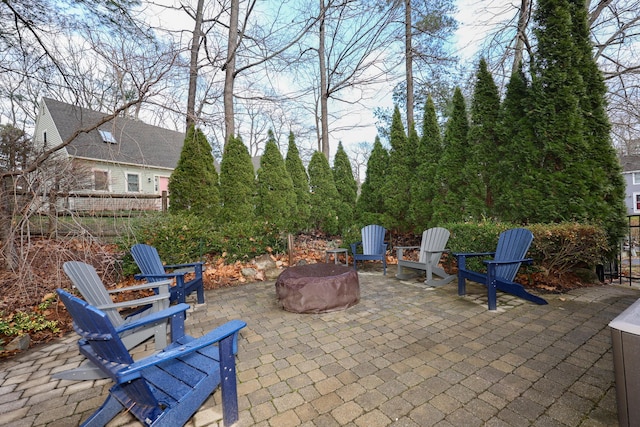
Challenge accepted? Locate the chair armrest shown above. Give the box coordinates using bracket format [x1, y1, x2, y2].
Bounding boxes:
[94, 293, 170, 311]
[114, 303, 190, 334]
[107, 279, 172, 295]
[423, 249, 450, 256]
[163, 262, 204, 271]
[484, 258, 533, 266]
[134, 272, 186, 281]
[350, 242, 362, 254]
[455, 251, 496, 259]
[116, 319, 247, 382]
[396, 246, 419, 258]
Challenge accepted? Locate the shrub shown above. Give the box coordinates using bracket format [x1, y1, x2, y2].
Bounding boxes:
[442, 221, 610, 277]
[169, 125, 220, 216]
[527, 223, 609, 276]
[443, 221, 517, 272]
[308, 151, 339, 235]
[120, 214, 287, 273]
[209, 221, 287, 262]
[0, 295, 60, 346]
[256, 136, 296, 231]
[220, 135, 255, 223]
[285, 132, 311, 232]
[118, 213, 217, 275]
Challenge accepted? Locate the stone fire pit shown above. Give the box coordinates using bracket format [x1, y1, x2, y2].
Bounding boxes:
[275, 263, 360, 313]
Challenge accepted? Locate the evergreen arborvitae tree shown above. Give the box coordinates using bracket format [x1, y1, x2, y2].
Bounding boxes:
[432, 87, 470, 223]
[355, 136, 389, 226]
[285, 131, 311, 232]
[409, 95, 442, 230]
[332, 142, 357, 233]
[382, 106, 413, 232]
[494, 65, 541, 222]
[467, 58, 501, 219]
[256, 131, 296, 231]
[308, 150, 339, 235]
[169, 125, 220, 216]
[531, 0, 589, 222]
[220, 135, 255, 223]
[569, 0, 626, 244]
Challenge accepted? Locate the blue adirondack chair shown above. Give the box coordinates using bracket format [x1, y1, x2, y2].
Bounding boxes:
[455, 228, 548, 310]
[351, 224, 388, 275]
[56, 289, 246, 427]
[131, 243, 205, 305]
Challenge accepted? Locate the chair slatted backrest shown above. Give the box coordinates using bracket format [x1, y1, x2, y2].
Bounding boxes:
[56, 289, 161, 414]
[494, 228, 534, 282]
[418, 227, 450, 266]
[63, 261, 123, 328]
[131, 244, 167, 282]
[361, 225, 386, 255]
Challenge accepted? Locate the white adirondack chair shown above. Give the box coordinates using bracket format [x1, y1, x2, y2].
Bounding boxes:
[395, 227, 456, 287]
[53, 261, 174, 380]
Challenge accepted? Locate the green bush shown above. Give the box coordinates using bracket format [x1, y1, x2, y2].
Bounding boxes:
[209, 221, 287, 261]
[169, 125, 220, 216]
[118, 213, 217, 275]
[119, 214, 287, 274]
[443, 222, 517, 272]
[442, 221, 610, 276]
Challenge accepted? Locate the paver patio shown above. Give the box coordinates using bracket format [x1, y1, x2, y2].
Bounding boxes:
[1, 265, 638, 426]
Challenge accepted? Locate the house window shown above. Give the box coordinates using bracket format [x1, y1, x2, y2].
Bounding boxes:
[94, 170, 109, 191]
[633, 173, 640, 185]
[635, 193, 640, 213]
[126, 173, 140, 192]
[99, 129, 117, 144]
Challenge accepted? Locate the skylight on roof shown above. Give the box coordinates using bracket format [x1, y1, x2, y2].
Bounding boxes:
[99, 129, 117, 144]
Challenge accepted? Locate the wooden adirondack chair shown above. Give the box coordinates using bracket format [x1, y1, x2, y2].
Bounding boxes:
[351, 224, 388, 275]
[396, 227, 456, 287]
[56, 289, 246, 427]
[455, 228, 548, 310]
[131, 243, 205, 305]
[54, 261, 175, 380]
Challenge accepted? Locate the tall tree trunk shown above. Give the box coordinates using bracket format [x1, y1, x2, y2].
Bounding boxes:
[405, 0, 414, 130]
[0, 177, 17, 270]
[224, 0, 239, 145]
[319, 0, 330, 159]
[512, 0, 530, 75]
[187, 0, 205, 129]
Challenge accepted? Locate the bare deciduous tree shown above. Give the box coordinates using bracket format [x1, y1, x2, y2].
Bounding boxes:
[0, 0, 180, 270]
[313, 0, 400, 157]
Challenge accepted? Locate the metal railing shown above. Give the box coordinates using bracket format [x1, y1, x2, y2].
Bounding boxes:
[603, 215, 640, 286]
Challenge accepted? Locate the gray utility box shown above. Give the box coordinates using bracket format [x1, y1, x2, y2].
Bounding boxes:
[610, 298, 640, 426]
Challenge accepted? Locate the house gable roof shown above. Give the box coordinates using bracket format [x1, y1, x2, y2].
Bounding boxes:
[620, 155, 640, 173]
[43, 97, 185, 169]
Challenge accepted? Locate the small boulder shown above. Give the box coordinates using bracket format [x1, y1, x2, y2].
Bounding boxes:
[254, 254, 276, 271]
[6, 334, 30, 351]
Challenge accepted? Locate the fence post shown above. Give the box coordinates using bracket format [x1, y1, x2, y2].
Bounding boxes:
[161, 191, 168, 212]
[288, 233, 294, 266]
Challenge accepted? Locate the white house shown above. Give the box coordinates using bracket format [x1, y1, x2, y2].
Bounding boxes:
[621, 155, 640, 215]
[34, 98, 185, 211]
